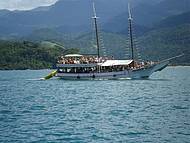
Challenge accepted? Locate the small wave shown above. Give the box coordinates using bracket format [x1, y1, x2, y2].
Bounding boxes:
[172, 105, 189, 110]
[120, 131, 147, 136]
[26, 78, 45, 81]
[177, 132, 190, 136]
[0, 109, 11, 114]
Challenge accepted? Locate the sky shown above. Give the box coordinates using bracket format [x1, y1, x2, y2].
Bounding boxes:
[0, 0, 59, 11]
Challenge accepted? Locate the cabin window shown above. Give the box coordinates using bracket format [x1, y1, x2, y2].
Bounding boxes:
[67, 68, 71, 73]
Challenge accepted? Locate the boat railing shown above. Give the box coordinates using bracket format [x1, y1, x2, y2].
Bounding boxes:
[56, 63, 98, 68]
[57, 56, 110, 65]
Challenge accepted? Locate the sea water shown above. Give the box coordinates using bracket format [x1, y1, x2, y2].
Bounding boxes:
[0, 67, 190, 143]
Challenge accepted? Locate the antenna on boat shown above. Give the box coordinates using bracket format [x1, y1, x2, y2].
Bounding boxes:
[128, 3, 132, 20]
[92, 2, 100, 62]
[128, 3, 135, 67]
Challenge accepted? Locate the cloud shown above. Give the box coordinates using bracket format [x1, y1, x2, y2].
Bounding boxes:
[0, 0, 58, 11]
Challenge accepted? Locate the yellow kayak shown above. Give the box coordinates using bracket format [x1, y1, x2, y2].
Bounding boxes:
[44, 70, 57, 80]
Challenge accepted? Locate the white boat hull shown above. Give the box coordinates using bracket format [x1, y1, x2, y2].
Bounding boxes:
[56, 61, 169, 80]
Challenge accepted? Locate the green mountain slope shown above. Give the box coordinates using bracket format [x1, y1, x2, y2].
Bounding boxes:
[25, 29, 129, 59]
[1, 19, 189, 70]
[0, 40, 78, 70]
[1, 0, 188, 38]
[139, 24, 190, 65]
[104, 0, 190, 34]
[24, 24, 190, 66]
[0, 25, 189, 70]
[63, 32, 128, 58]
[155, 11, 190, 28]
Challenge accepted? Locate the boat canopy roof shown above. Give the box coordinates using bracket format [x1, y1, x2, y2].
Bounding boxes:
[56, 60, 133, 68]
[65, 54, 83, 57]
[100, 60, 133, 67]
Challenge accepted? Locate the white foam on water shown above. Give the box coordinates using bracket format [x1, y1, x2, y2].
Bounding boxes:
[27, 78, 45, 81]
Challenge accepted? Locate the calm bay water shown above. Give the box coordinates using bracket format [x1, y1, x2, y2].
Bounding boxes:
[0, 67, 190, 143]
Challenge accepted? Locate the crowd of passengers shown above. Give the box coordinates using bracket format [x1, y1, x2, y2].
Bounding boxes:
[57, 62, 153, 74]
[57, 56, 112, 64]
[57, 56, 155, 72]
[58, 66, 129, 73]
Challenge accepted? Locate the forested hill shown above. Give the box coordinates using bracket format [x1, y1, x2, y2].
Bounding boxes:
[0, 0, 189, 37]
[0, 40, 78, 70]
[139, 24, 190, 65]
[1, 23, 189, 70]
[0, 0, 189, 69]
[155, 11, 190, 28]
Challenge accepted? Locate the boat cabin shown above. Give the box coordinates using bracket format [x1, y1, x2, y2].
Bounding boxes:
[57, 54, 135, 73]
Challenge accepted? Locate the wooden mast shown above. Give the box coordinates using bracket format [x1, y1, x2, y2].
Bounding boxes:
[128, 3, 135, 68]
[92, 2, 100, 62]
